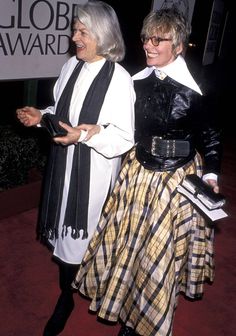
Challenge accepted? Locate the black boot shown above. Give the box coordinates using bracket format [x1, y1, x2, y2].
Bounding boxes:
[118, 325, 137, 336]
[43, 260, 79, 336]
[43, 290, 74, 335]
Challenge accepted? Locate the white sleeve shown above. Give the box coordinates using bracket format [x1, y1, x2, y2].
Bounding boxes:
[202, 173, 218, 182]
[83, 65, 135, 158]
[40, 106, 55, 115]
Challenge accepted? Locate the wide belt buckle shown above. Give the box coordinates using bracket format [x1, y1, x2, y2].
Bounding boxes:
[151, 137, 190, 157]
[153, 139, 176, 157]
[166, 140, 176, 157]
[151, 136, 162, 156]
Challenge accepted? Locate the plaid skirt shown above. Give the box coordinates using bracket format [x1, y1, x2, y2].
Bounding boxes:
[73, 148, 215, 336]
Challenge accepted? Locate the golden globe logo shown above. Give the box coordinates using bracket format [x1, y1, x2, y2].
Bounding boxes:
[0, 0, 87, 79]
[0, 0, 78, 56]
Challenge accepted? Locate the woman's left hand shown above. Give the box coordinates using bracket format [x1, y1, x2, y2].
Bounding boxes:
[77, 123, 101, 141]
[53, 122, 101, 145]
[205, 179, 219, 193]
[53, 122, 81, 145]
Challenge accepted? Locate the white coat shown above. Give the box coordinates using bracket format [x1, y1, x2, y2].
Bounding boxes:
[41, 56, 135, 264]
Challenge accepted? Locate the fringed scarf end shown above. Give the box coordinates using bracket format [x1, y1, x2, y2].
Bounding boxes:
[70, 228, 88, 240]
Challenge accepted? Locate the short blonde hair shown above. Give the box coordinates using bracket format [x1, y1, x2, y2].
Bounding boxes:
[141, 8, 191, 52]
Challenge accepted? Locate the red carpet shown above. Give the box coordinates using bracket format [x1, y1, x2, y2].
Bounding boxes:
[0, 137, 235, 336]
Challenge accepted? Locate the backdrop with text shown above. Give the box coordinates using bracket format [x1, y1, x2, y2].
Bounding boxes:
[0, 0, 87, 80]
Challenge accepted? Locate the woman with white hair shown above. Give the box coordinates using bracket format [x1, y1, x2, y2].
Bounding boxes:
[16, 1, 135, 335]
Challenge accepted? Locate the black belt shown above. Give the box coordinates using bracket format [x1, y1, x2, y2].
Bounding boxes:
[139, 136, 190, 158]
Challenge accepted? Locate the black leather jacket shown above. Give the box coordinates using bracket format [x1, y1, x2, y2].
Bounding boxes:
[134, 71, 221, 173]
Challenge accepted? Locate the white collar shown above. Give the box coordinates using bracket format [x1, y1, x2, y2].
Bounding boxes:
[132, 55, 202, 95]
[83, 57, 106, 72]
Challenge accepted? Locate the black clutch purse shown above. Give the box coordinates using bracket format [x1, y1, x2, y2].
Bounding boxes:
[41, 113, 71, 137]
[180, 174, 226, 210]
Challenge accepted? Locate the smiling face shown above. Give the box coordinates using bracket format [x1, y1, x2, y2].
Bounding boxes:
[72, 20, 103, 63]
[142, 32, 183, 68]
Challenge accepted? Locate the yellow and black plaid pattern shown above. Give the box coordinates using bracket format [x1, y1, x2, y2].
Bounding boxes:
[73, 148, 215, 336]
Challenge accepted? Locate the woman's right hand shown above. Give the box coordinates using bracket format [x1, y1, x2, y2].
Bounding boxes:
[16, 106, 42, 127]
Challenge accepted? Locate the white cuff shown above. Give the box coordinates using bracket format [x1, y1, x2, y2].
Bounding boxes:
[202, 173, 218, 182]
[78, 130, 88, 142]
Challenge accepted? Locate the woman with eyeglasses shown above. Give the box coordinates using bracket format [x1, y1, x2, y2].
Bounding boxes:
[73, 8, 222, 336]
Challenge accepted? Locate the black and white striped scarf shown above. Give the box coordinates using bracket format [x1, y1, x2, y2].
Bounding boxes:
[38, 60, 115, 241]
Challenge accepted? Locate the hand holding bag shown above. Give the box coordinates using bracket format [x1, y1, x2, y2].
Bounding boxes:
[179, 174, 226, 210]
[41, 113, 72, 137]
